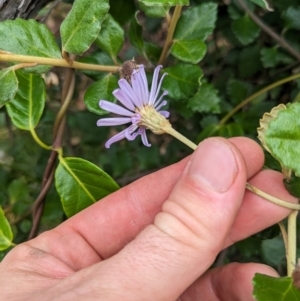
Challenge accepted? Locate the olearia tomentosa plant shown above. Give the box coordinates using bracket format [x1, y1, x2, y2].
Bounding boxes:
[0, 0, 300, 300]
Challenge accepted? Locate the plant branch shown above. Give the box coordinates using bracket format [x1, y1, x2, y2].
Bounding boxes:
[0, 53, 119, 72]
[236, 0, 300, 61]
[287, 210, 298, 276]
[29, 128, 52, 150]
[219, 72, 300, 125]
[158, 5, 182, 65]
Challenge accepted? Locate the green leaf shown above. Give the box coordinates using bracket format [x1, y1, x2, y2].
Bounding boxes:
[0, 68, 18, 108]
[282, 6, 300, 30]
[55, 157, 119, 217]
[170, 40, 207, 64]
[260, 47, 279, 68]
[0, 19, 61, 73]
[227, 79, 252, 105]
[264, 103, 300, 176]
[109, 0, 136, 25]
[138, 1, 170, 17]
[218, 123, 244, 137]
[196, 124, 220, 142]
[248, 0, 273, 11]
[5, 71, 45, 130]
[283, 173, 300, 199]
[174, 3, 218, 41]
[162, 63, 203, 100]
[60, 0, 109, 55]
[139, 0, 189, 6]
[231, 14, 260, 45]
[261, 236, 285, 267]
[188, 82, 221, 113]
[95, 14, 124, 60]
[128, 13, 144, 53]
[238, 45, 261, 77]
[144, 42, 162, 63]
[0, 206, 14, 251]
[84, 74, 118, 115]
[253, 274, 300, 301]
[8, 178, 30, 205]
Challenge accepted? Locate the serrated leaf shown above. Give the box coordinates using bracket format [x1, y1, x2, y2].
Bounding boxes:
[139, 1, 170, 17]
[61, 0, 109, 55]
[171, 40, 207, 64]
[282, 6, 300, 30]
[174, 3, 217, 41]
[55, 157, 119, 217]
[0, 19, 61, 73]
[162, 63, 203, 100]
[139, 0, 189, 6]
[0, 206, 14, 251]
[0, 68, 18, 108]
[5, 71, 45, 130]
[248, 0, 273, 11]
[263, 102, 300, 176]
[253, 274, 300, 301]
[188, 83, 221, 113]
[128, 13, 144, 53]
[257, 104, 286, 153]
[232, 14, 260, 45]
[95, 14, 124, 60]
[227, 79, 252, 105]
[84, 74, 118, 115]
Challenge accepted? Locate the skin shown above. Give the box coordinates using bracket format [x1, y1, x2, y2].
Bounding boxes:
[0, 137, 297, 301]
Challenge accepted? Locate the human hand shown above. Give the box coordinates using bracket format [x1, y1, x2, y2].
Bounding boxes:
[0, 137, 297, 301]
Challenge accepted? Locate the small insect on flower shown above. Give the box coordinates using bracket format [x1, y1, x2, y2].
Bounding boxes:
[97, 65, 171, 148]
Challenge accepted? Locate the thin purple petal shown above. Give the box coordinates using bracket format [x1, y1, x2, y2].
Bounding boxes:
[125, 124, 139, 141]
[149, 65, 162, 105]
[153, 72, 168, 104]
[97, 117, 131, 126]
[159, 110, 170, 118]
[131, 71, 143, 107]
[141, 129, 151, 147]
[155, 100, 167, 111]
[135, 65, 149, 105]
[99, 100, 133, 117]
[154, 90, 168, 107]
[118, 79, 141, 108]
[105, 128, 127, 148]
[113, 89, 135, 111]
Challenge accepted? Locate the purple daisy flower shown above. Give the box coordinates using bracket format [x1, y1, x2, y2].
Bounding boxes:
[97, 65, 170, 148]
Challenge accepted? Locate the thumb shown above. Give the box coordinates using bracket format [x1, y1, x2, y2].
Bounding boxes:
[73, 138, 247, 300]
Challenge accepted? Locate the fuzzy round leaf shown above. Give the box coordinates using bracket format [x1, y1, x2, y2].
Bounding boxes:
[61, 0, 109, 55]
[0, 19, 61, 73]
[170, 40, 207, 64]
[174, 3, 217, 41]
[55, 157, 119, 217]
[264, 103, 300, 176]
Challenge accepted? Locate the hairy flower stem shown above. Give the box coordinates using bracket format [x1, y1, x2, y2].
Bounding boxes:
[0, 53, 119, 72]
[158, 5, 182, 65]
[287, 210, 298, 276]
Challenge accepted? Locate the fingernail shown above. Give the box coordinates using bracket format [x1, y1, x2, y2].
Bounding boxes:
[188, 139, 238, 193]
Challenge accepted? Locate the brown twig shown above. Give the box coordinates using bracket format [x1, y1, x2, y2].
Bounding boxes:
[28, 64, 75, 239]
[236, 0, 300, 61]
